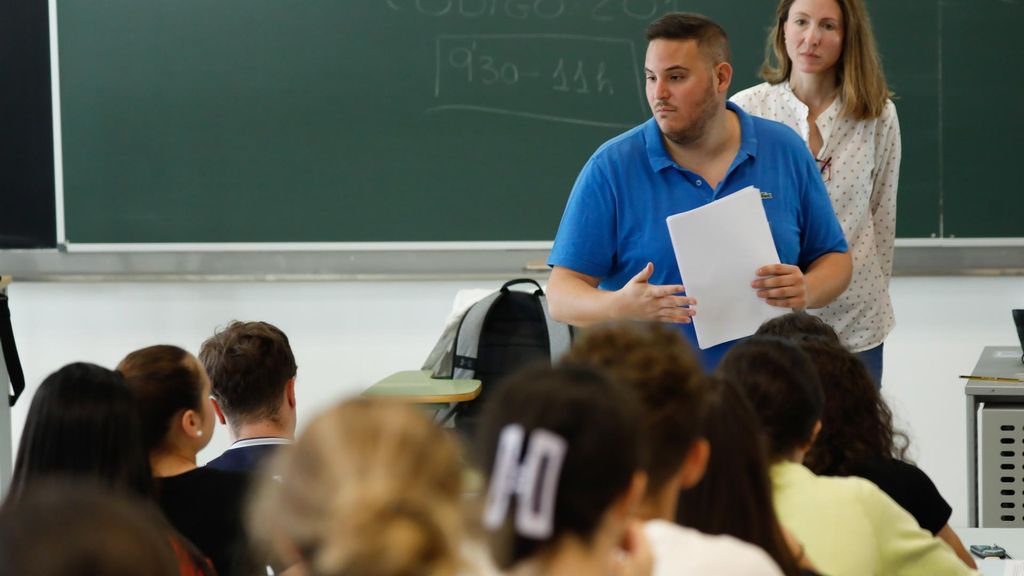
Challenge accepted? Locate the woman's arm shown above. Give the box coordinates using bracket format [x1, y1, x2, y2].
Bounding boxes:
[936, 524, 977, 570]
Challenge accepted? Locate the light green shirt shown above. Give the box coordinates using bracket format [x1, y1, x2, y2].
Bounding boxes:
[771, 461, 976, 576]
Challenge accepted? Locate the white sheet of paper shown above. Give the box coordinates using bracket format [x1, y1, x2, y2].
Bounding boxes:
[666, 186, 785, 349]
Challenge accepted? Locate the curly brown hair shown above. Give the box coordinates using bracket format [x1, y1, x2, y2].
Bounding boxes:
[799, 338, 909, 476]
[563, 322, 707, 495]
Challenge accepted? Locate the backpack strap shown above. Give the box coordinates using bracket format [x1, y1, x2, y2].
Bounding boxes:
[0, 294, 24, 407]
[451, 290, 504, 380]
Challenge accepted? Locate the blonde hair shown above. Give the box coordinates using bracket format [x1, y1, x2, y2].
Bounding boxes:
[249, 398, 464, 576]
[760, 0, 890, 119]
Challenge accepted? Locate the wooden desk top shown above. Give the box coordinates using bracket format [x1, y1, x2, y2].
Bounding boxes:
[363, 370, 482, 404]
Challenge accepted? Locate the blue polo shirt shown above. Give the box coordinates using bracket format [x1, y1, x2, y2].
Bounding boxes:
[549, 101, 847, 369]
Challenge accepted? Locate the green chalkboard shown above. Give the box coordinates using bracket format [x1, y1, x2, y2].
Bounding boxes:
[55, 0, 1022, 244]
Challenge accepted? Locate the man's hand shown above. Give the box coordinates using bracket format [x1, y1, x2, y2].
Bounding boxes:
[612, 263, 696, 323]
[752, 263, 808, 309]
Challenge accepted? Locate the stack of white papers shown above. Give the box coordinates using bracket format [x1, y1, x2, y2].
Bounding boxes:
[665, 186, 785, 349]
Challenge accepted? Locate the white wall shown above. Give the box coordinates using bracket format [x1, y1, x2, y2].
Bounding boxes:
[5, 275, 1023, 526]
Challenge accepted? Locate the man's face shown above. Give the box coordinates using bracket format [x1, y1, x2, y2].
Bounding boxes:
[644, 39, 723, 146]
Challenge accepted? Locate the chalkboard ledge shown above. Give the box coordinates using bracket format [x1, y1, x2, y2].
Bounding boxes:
[0, 241, 1021, 280]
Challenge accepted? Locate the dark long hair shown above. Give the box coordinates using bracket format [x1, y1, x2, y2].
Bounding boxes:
[718, 336, 823, 459]
[676, 375, 802, 576]
[799, 338, 910, 475]
[8, 362, 152, 502]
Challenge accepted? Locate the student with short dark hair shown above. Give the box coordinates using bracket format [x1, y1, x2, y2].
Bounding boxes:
[720, 337, 976, 576]
[564, 323, 787, 575]
[119, 344, 253, 576]
[476, 363, 651, 576]
[199, 320, 297, 473]
[798, 338, 975, 568]
[7, 362, 214, 576]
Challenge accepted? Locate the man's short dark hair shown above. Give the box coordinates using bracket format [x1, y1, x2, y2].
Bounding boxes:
[645, 12, 731, 65]
[199, 321, 297, 428]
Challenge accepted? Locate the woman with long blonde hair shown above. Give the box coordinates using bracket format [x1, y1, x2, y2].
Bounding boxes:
[732, 0, 900, 386]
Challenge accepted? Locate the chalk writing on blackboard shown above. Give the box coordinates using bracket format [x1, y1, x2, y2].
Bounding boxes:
[430, 34, 646, 127]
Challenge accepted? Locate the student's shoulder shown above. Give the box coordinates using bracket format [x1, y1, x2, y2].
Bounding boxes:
[644, 520, 784, 576]
[192, 465, 252, 493]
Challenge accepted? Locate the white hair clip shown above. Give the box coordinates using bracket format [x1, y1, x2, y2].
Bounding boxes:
[482, 424, 568, 539]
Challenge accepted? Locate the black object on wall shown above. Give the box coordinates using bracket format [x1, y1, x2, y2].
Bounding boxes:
[1, 0, 57, 249]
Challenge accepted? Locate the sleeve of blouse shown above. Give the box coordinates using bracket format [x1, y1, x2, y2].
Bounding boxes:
[870, 101, 901, 279]
[903, 462, 953, 535]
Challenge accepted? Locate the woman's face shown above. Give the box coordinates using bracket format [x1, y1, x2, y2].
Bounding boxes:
[784, 0, 844, 76]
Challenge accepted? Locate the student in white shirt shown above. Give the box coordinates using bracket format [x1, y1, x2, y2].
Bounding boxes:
[565, 323, 790, 576]
[731, 0, 900, 386]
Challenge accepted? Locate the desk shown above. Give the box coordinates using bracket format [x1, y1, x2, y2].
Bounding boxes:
[363, 370, 482, 424]
[957, 527, 1024, 574]
[966, 347, 1024, 526]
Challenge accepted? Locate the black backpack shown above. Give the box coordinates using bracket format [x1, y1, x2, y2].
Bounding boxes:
[423, 279, 573, 436]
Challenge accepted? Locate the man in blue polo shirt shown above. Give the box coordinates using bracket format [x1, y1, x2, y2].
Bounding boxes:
[547, 12, 852, 369]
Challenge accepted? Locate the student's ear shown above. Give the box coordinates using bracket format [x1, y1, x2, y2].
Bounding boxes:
[210, 397, 227, 426]
[180, 409, 203, 439]
[285, 376, 296, 409]
[676, 438, 711, 490]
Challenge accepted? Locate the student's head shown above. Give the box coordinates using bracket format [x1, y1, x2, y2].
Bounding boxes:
[117, 345, 214, 457]
[0, 483, 179, 576]
[718, 336, 823, 461]
[563, 322, 709, 500]
[677, 375, 802, 576]
[798, 338, 908, 475]
[476, 363, 646, 570]
[199, 320, 298, 436]
[755, 311, 841, 344]
[761, 0, 890, 119]
[249, 398, 463, 576]
[9, 362, 152, 502]
[644, 13, 732, 146]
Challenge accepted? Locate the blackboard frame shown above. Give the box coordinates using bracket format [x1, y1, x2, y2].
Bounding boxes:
[3, 0, 1022, 269]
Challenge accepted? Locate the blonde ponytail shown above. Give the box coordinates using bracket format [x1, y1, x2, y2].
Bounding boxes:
[249, 399, 464, 576]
